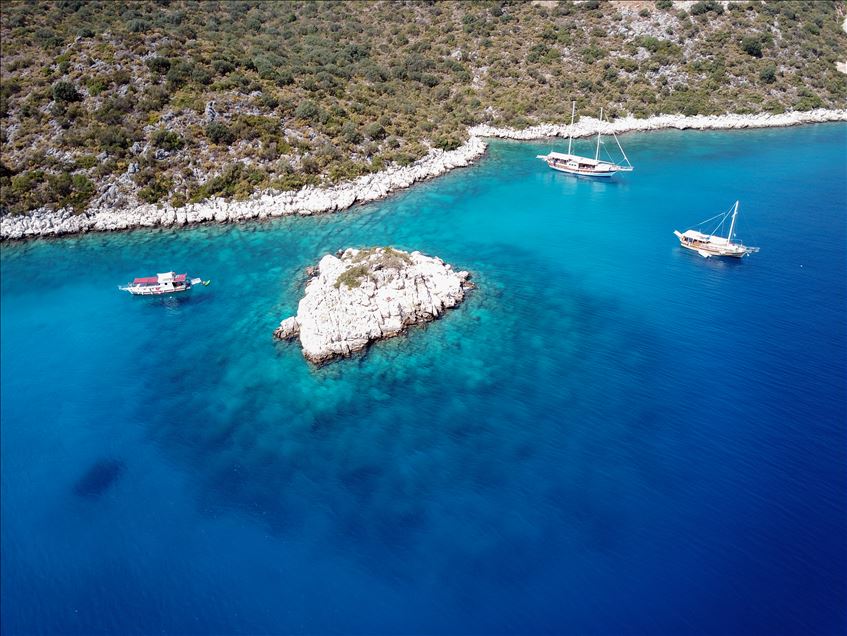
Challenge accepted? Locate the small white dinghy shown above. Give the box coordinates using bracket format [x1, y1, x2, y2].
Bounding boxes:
[119, 272, 210, 295]
[674, 201, 759, 258]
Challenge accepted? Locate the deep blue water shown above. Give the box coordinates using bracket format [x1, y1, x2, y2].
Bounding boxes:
[2, 124, 845, 635]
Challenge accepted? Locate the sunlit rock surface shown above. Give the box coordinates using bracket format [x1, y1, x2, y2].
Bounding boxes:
[275, 248, 473, 364]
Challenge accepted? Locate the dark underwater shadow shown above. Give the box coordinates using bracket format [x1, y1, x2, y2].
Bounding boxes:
[132, 241, 678, 586]
[128, 291, 214, 308]
[73, 458, 125, 498]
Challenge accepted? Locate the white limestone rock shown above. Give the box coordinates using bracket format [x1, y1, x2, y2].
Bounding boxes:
[469, 108, 847, 141]
[275, 247, 473, 365]
[273, 316, 300, 341]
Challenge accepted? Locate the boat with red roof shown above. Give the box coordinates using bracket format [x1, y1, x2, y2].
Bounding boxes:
[119, 271, 209, 295]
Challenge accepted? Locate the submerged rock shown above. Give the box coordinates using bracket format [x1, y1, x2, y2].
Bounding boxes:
[73, 458, 125, 498]
[275, 247, 473, 364]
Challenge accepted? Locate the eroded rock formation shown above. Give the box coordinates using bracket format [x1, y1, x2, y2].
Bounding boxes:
[274, 247, 473, 364]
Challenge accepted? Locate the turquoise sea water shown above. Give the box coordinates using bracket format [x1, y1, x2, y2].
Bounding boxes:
[2, 124, 846, 635]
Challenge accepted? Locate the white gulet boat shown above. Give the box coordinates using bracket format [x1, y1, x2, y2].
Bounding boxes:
[537, 102, 634, 178]
[674, 201, 759, 258]
[120, 271, 209, 295]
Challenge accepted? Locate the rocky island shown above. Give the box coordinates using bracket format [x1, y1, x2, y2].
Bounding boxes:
[275, 247, 472, 365]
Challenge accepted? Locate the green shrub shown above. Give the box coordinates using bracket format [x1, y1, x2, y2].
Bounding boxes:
[294, 100, 320, 120]
[111, 70, 131, 86]
[759, 65, 776, 84]
[166, 61, 196, 89]
[75, 154, 98, 169]
[364, 122, 386, 140]
[741, 36, 762, 57]
[86, 76, 110, 96]
[127, 19, 149, 33]
[52, 81, 82, 103]
[690, 1, 724, 16]
[43, 171, 95, 211]
[138, 178, 170, 203]
[68, 174, 95, 211]
[433, 135, 460, 151]
[341, 121, 361, 144]
[152, 129, 185, 151]
[205, 122, 235, 145]
[95, 97, 132, 125]
[6, 170, 46, 212]
[146, 57, 171, 74]
[189, 162, 266, 202]
[94, 126, 132, 152]
[334, 264, 370, 289]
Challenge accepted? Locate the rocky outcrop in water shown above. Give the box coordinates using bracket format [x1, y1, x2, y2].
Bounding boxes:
[274, 248, 472, 365]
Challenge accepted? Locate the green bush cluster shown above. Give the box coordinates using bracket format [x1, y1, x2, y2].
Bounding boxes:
[189, 163, 266, 202]
[52, 81, 82, 103]
[205, 122, 235, 146]
[741, 36, 764, 57]
[334, 264, 370, 289]
[0, 0, 844, 215]
[690, 1, 725, 17]
[0, 168, 95, 212]
[152, 129, 185, 151]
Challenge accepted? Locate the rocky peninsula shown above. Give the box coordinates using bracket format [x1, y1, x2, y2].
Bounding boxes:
[0, 138, 487, 241]
[2, 109, 846, 241]
[274, 247, 472, 365]
[469, 107, 847, 140]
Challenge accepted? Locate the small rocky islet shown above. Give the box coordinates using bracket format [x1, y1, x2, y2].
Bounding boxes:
[274, 247, 473, 365]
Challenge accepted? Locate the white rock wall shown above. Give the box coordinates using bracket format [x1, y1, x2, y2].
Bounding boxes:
[274, 248, 471, 364]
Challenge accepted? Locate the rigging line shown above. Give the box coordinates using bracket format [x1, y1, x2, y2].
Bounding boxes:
[694, 210, 729, 229]
[711, 214, 727, 237]
[613, 132, 632, 168]
[694, 202, 735, 235]
[736, 208, 758, 246]
[601, 140, 615, 164]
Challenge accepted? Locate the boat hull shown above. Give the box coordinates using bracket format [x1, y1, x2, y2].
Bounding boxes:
[677, 241, 746, 258]
[123, 285, 192, 295]
[120, 273, 207, 295]
[674, 232, 755, 258]
[547, 162, 616, 178]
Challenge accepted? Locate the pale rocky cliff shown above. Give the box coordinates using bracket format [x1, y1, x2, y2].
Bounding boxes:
[274, 247, 473, 364]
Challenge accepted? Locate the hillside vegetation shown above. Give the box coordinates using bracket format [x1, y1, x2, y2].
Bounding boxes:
[1, 0, 845, 215]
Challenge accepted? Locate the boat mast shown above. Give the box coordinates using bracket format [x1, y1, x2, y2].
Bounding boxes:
[567, 101, 575, 155]
[595, 107, 603, 161]
[727, 201, 739, 243]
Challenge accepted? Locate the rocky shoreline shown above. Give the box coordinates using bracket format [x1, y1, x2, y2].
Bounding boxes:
[274, 247, 472, 365]
[3, 108, 845, 241]
[0, 136, 488, 241]
[469, 107, 847, 140]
